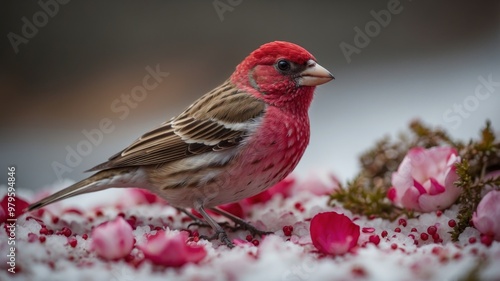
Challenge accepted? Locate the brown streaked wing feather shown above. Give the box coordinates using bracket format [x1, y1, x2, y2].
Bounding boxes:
[87, 80, 266, 172]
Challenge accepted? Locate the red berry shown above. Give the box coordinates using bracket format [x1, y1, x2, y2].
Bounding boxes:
[480, 234, 493, 247]
[51, 216, 59, 224]
[448, 220, 456, 228]
[369, 235, 380, 245]
[246, 234, 253, 242]
[39, 236, 46, 243]
[431, 247, 442, 255]
[436, 210, 442, 217]
[252, 239, 260, 246]
[408, 234, 415, 240]
[60, 227, 72, 237]
[294, 203, 305, 212]
[381, 230, 388, 238]
[394, 227, 401, 233]
[391, 243, 398, 250]
[82, 234, 88, 240]
[398, 218, 407, 227]
[282, 225, 293, 236]
[468, 237, 477, 244]
[68, 237, 77, 248]
[432, 233, 440, 241]
[427, 226, 437, 235]
[410, 228, 418, 232]
[39, 227, 49, 235]
[351, 266, 366, 277]
[420, 233, 429, 241]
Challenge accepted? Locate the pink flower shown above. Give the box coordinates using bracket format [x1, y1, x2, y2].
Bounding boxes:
[91, 217, 134, 260]
[388, 147, 460, 212]
[473, 190, 500, 241]
[310, 212, 360, 255]
[139, 230, 207, 267]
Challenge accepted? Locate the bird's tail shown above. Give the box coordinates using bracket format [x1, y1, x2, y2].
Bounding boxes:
[27, 167, 138, 212]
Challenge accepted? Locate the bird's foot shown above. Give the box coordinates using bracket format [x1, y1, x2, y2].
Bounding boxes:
[210, 207, 273, 237]
[199, 230, 234, 248]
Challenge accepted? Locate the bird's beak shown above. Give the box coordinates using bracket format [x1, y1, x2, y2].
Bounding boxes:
[297, 60, 334, 87]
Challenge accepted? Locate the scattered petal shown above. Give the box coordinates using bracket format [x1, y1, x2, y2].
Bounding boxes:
[91, 217, 134, 260]
[310, 212, 360, 255]
[139, 230, 206, 267]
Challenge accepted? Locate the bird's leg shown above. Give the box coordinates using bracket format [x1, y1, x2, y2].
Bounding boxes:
[210, 207, 273, 237]
[176, 207, 232, 230]
[176, 207, 211, 229]
[196, 205, 234, 248]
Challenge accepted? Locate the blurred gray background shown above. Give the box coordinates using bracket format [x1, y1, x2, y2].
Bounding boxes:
[1, 1, 499, 191]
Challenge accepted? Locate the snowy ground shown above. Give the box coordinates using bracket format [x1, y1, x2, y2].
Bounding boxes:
[1, 178, 499, 281]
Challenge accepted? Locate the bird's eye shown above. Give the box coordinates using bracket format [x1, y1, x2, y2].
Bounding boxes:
[277, 60, 291, 72]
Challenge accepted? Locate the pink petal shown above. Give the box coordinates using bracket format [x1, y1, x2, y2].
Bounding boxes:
[139, 231, 207, 267]
[91, 217, 134, 260]
[387, 187, 397, 202]
[413, 179, 427, 194]
[428, 178, 445, 195]
[310, 212, 360, 256]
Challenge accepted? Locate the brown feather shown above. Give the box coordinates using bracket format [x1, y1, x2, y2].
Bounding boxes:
[87, 80, 266, 172]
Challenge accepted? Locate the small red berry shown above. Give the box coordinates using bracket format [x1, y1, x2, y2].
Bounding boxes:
[394, 227, 401, 233]
[398, 218, 407, 227]
[369, 235, 380, 245]
[427, 226, 437, 235]
[468, 237, 477, 244]
[51, 216, 59, 224]
[480, 234, 493, 247]
[68, 237, 77, 248]
[391, 243, 398, 250]
[246, 234, 253, 242]
[431, 247, 442, 255]
[420, 233, 429, 241]
[82, 234, 88, 240]
[252, 239, 260, 246]
[448, 220, 456, 228]
[432, 233, 440, 241]
[39, 227, 49, 235]
[39, 236, 46, 243]
[351, 266, 367, 277]
[282, 225, 293, 236]
[61, 227, 72, 237]
[381, 230, 388, 238]
[436, 210, 442, 217]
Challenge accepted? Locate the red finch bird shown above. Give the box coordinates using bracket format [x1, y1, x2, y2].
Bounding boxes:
[28, 41, 334, 247]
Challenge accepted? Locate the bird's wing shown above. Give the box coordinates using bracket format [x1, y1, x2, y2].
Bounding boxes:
[87, 80, 266, 171]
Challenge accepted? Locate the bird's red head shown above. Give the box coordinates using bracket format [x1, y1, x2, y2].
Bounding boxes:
[231, 41, 333, 111]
